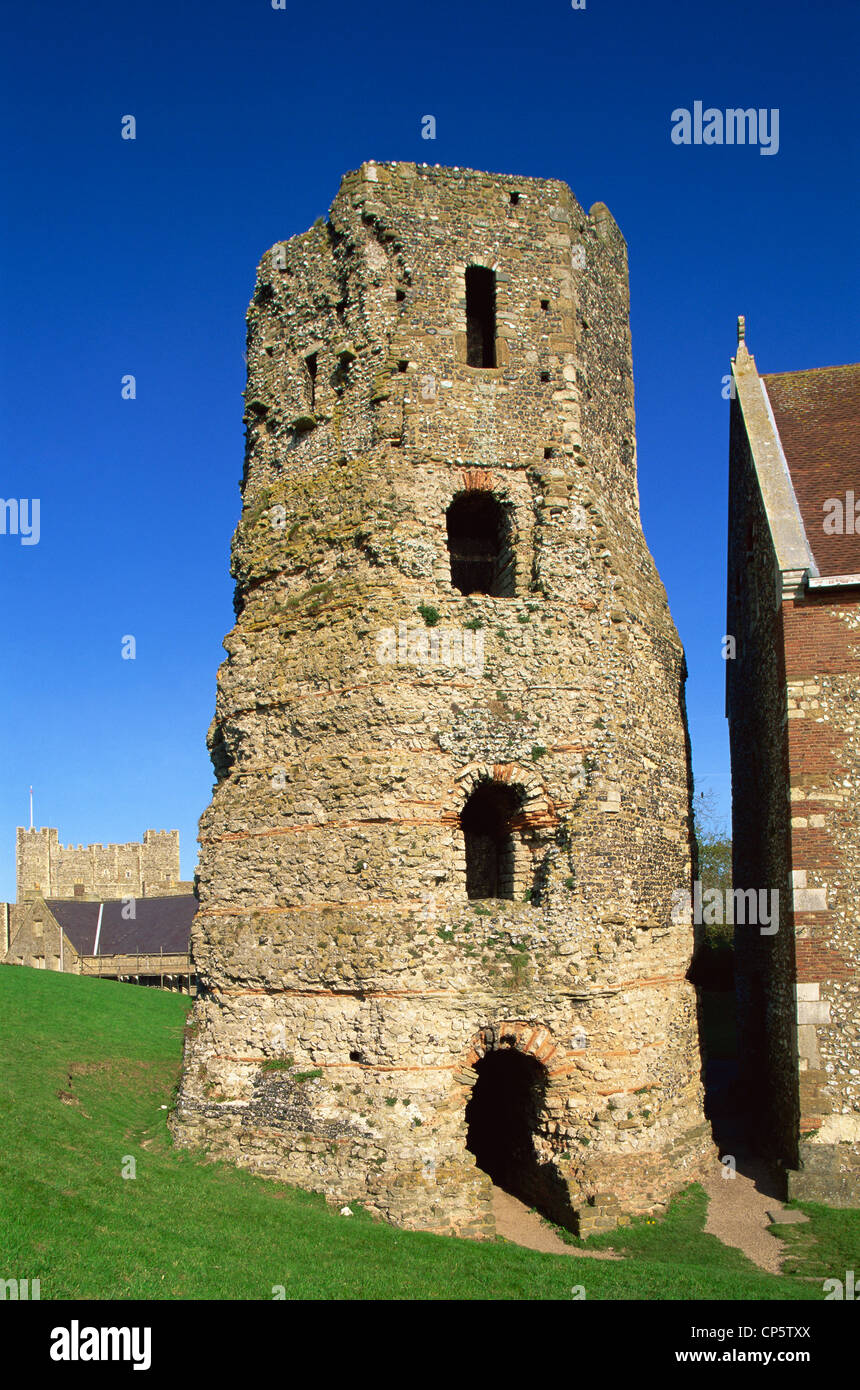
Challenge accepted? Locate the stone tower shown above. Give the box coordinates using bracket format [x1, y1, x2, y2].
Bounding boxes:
[172, 162, 711, 1236]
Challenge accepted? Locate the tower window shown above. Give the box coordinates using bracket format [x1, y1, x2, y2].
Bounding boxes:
[446, 491, 515, 597]
[509, 192, 521, 206]
[305, 352, 318, 410]
[465, 266, 496, 368]
[540, 299, 549, 311]
[461, 782, 522, 900]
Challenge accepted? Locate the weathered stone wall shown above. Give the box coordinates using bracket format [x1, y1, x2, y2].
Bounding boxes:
[172, 162, 711, 1236]
[16, 827, 183, 901]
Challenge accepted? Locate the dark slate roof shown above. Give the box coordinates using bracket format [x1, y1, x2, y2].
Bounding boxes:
[763, 364, 860, 578]
[46, 895, 197, 957]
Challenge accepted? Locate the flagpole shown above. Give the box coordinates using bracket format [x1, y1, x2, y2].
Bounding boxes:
[29, 786, 33, 830]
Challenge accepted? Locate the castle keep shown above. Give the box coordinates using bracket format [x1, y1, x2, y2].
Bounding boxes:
[16, 826, 183, 901]
[172, 162, 711, 1236]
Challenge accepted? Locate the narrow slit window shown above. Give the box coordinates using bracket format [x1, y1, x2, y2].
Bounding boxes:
[465, 266, 496, 368]
[305, 352, 318, 411]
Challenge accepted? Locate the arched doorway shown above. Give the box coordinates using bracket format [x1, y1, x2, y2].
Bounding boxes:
[466, 1046, 546, 1196]
[446, 491, 514, 596]
[465, 1039, 576, 1228]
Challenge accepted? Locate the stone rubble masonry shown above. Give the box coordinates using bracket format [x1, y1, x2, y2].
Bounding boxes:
[728, 338, 860, 1206]
[15, 827, 186, 902]
[170, 161, 713, 1237]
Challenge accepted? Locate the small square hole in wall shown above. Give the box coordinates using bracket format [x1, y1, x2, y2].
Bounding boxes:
[540, 371, 550, 383]
[396, 288, 406, 302]
[397, 360, 408, 372]
[510, 191, 520, 205]
[540, 299, 550, 311]
[349, 1051, 364, 1062]
[544, 447, 553, 459]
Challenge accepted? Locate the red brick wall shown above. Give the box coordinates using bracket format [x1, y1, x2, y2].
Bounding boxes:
[782, 591, 860, 1143]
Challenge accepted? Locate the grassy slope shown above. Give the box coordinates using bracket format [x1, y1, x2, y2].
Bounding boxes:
[0, 965, 849, 1300]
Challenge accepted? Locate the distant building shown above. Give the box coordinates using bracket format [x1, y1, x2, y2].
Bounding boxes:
[726, 319, 860, 1205]
[2, 894, 197, 992]
[3, 824, 197, 991]
[16, 825, 192, 901]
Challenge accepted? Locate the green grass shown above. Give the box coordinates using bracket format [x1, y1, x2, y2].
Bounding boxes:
[0, 965, 848, 1300]
[770, 1200, 860, 1280]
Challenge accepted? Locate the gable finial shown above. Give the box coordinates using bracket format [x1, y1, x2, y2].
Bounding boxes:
[737, 314, 746, 346]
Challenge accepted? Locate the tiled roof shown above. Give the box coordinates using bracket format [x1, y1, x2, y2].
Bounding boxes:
[763, 364, 860, 578]
[46, 895, 197, 957]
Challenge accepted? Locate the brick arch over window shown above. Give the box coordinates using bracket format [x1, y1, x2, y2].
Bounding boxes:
[454, 763, 559, 835]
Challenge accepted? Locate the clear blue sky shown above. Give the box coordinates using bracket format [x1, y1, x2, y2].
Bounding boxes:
[1, 0, 857, 900]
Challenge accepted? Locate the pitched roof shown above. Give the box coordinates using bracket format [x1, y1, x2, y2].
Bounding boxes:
[46, 895, 197, 957]
[763, 364, 860, 578]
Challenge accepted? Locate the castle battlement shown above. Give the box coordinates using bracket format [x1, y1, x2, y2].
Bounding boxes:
[16, 825, 182, 902]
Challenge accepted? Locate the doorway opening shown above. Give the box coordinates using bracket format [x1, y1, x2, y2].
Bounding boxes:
[466, 1045, 575, 1225]
[466, 1047, 544, 1193]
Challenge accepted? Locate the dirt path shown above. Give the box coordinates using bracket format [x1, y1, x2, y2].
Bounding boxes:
[491, 1186, 621, 1258]
[490, 1143, 809, 1274]
[702, 1152, 808, 1273]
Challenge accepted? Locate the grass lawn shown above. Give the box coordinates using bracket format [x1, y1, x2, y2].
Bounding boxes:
[0, 964, 853, 1300]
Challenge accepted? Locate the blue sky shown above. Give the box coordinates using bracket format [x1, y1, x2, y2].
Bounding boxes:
[1, 0, 857, 900]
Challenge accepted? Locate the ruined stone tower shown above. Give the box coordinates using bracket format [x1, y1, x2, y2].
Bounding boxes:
[172, 162, 711, 1236]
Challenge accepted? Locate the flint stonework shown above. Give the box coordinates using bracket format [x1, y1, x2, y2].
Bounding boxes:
[171, 162, 712, 1236]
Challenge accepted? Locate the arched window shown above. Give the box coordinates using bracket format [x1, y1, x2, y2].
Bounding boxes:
[465, 266, 496, 368]
[446, 491, 514, 597]
[460, 781, 522, 900]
